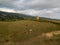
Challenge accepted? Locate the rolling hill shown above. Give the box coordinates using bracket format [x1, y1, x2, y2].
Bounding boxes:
[0, 11, 60, 45]
[0, 11, 34, 21]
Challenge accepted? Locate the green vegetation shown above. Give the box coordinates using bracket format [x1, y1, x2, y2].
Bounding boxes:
[0, 11, 34, 21]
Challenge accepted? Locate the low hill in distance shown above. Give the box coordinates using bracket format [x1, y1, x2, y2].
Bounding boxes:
[0, 11, 34, 21]
[0, 11, 60, 21]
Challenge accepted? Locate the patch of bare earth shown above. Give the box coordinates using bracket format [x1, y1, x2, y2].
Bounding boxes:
[42, 30, 60, 38]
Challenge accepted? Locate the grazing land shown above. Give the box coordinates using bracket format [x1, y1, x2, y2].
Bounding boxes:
[0, 20, 60, 45]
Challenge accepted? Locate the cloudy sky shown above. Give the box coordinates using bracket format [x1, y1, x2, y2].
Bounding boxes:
[0, 0, 60, 19]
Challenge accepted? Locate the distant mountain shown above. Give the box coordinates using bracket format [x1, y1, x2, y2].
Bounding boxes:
[0, 11, 34, 21]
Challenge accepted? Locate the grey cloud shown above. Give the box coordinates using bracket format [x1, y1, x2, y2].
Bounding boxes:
[25, 0, 60, 9]
[0, 0, 60, 10]
[0, 0, 17, 9]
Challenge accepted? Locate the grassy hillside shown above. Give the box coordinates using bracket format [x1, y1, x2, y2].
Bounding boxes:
[0, 20, 60, 45]
[0, 11, 34, 21]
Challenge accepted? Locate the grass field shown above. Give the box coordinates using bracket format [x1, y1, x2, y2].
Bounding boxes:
[0, 20, 60, 45]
